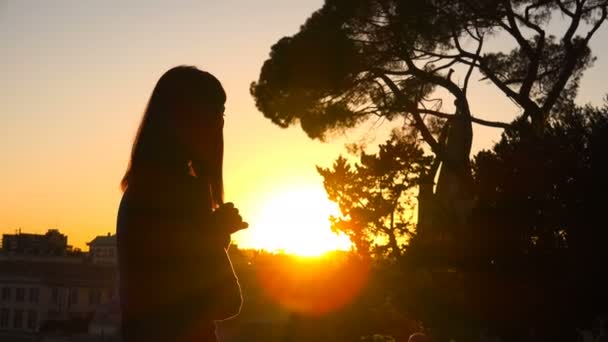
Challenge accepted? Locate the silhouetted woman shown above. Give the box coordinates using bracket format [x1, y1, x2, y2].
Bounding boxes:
[117, 66, 247, 342]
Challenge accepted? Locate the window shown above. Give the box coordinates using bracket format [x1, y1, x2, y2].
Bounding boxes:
[50, 287, 65, 308]
[29, 288, 39, 303]
[26, 310, 37, 330]
[0, 308, 9, 328]
[69, 288, 78, 307]
[13, 309, 23, 329]
[1, 287, 10, 301]
[51, 287, 59, 305]
[88, 289, 101, 305]
[16, 288, 25, 302]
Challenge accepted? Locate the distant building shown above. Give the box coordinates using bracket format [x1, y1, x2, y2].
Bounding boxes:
[2, 229, 69, 256]
[87, 234, 117, 266]
[0, 260, 117, 336]
[0, 229, 118, 339]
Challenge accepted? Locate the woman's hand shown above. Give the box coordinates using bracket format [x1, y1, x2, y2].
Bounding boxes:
[212, 202, 248, 234]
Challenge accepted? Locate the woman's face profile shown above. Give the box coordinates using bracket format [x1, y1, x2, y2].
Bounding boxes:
[177, 101, 225, 164]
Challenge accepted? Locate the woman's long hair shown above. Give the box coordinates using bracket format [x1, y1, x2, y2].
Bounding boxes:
[121, 66, 225, 208]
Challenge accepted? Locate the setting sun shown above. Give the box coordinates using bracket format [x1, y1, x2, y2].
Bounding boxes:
[242, 186, 352, 256]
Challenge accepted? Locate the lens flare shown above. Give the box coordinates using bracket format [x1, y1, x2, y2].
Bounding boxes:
[256, 253, 370, 316]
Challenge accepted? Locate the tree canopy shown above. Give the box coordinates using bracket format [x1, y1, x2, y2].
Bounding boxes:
[317, 131, 432, 259]
[252, 0, 606, 145]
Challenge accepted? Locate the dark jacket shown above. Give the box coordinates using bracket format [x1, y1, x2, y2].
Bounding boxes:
[117, 173, 242, 342]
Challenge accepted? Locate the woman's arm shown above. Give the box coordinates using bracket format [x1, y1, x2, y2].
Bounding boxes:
[199, 246, 243, 320]
[118, 187, 243, 321]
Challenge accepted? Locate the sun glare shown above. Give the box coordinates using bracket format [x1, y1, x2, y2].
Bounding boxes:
[246, 187, 352, 256]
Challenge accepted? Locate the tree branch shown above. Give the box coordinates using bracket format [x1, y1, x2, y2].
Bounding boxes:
[371, 68, 412, 76]
[562, 0, 584, 48]
[464, 34, 484, 96]
[418, 109, 512, 129]
[525, 0, 553, 21]
[514, 4, 547, 35]
[502, 67, 558, 85]
[501, 0, 535, 55]
[540, 52, 581, 116]
[464, 25, 481, 42]
[429, 58, 460, 74]
[412, 48, 464, 59]
[423, 55, 449, 68]
[459, 53, 530, 108]
[520, 33, 545, 98]
[418, 109, 454, 120]
[376, 73, 443, 157]
[469, 116, 512, 129]
[557, 0, 575, 17]
[406, 42, 466, 107]
[449, 30, 530, 109]
[542, 3, 607, 115]
[583, 4, 607, 45]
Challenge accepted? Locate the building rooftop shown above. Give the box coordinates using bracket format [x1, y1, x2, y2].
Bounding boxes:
[86, 233, 116, 247]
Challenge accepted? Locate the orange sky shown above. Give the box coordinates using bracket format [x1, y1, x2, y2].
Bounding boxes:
[1, 1, 607, 251]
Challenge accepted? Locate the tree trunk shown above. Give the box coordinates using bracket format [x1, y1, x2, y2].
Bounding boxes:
[435, 112, 475, 227]
[416, 108, 475, 266]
